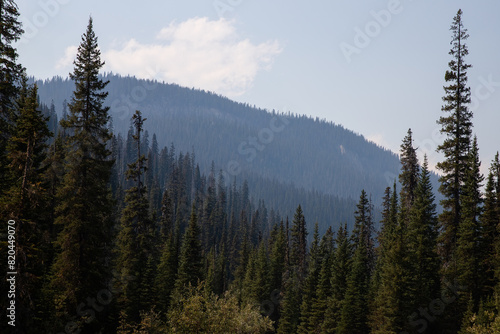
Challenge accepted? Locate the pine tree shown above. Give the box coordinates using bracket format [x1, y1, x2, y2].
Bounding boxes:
[338, 190, 374, 334]
[399, 128, 420, 210]
[370, 184, 404, 334]
[290, 204, 308, 276]
[480, 159, 499, 298]
[0, 0, 25, 190]
[338, 236, 370, 334]
[455, 136, 483, 311]
[175, 205, 203, 290]
[113, 110, 151, 322]
[48, 17, 114, 331]
[309, 226, 335, 332]
[269, 220, 286, 294]
[351, 190, 374, 270]
[1, 81, 52, 333]
[278, 205, 308, 334]
[297, 222, 321, 334]
[323, 224, 351, 333]
[436, 8, 473, 275]
[155, 225, 180, 314]
[369, 131, 420, 333]
[406, 155, 441, 332]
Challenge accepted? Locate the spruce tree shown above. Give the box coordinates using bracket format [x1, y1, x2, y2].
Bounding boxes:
[436, 8, 473, 276]
[0, 0, 24, 190]
[155, 225, 180, 314]
[48, 17, 114, 331]
[309, 226, 335, 333]
[370, 184, 404, 334]
[323, 223, 351, 333]
[406, 155, 441, 332]
[1, 82, 52, 332]
[481, 160, 499, 298]
[399, 128, 420, 210]
[289, 204, 308, 276]
[297, 222, 321, 334]
[113, 110, 151, 322]
[175, 205, 203, 290]
[338, 237, 370, 334]
[338, 190, 374, 334]
[455, 136, 483, 311]
[269, 220, 286, 294]
[278, 205, 308, 334]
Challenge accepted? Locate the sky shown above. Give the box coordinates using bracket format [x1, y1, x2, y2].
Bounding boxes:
[15, 0, 500, 175]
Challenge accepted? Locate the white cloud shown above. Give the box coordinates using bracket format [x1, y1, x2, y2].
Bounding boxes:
[102, 17, 282, 97]
[366, 133, 394, 152]
[56, 45, 78, 70]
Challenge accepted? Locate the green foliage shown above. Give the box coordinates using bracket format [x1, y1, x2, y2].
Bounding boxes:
[338, 190, 374, 334]
[113, 110, 153, 322]
[168, 282, 273, 333]
[175, 206, 203, 290]
[322, 223, 351, 333]
[47, 17, 114, 331]
[437, 8, 473, 272]
[406, 156, 441, 311]
[3, 6, 499, 333]
[455, 137, 484, 310]
[0, 79, 52, 332]
[0, 0, 25, 190]
[370, 184, 405, 333]
[338, 237, 370, 334]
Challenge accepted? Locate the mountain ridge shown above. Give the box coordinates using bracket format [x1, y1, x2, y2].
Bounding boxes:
[34, 74, 441, 232]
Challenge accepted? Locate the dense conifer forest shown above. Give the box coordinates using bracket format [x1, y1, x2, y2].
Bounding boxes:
[1, 2, 499, 333]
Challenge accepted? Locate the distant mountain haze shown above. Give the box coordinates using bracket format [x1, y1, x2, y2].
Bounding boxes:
[34, 74, 442, 233]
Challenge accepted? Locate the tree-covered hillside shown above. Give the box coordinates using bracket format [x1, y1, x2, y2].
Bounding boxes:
[34, 74, 417, 204]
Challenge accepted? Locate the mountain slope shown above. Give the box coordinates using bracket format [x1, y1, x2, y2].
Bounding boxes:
[35, 74, 410, 205]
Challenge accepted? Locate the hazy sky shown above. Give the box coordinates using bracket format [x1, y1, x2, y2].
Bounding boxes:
[15, 0, 500, 175]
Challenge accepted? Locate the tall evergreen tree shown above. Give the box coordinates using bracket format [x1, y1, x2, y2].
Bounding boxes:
[155, 226, 179, 314]
[399, 128, 420, 211]
[268, 220, 286, 301]
[370, 184, 405, 334]
[0, 0, 24, 190]
[278, 205, 308, 334]
[323, 224, 351, 333]
[113, 110, 151, 322]
[338, 236, 371, 334]
[48, 17, 114, 331]
[175, 205, 203, 290]
[309, 226, 335, 333]
[297, 222, 321, 334]
[455, 136, 483, 311]
[436, 8, 473, 275]
[338, 190, 374, 334]
[351, 189, 375, 270]
[289, 204, 308, 277]
[481, 157, 499, 298]
[1, 82, 52, 333]
[406, 155, 441, 332]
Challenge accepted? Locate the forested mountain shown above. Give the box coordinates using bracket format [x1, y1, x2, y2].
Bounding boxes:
[33, 73, 442, 234]
[4, 3, 499, 333]
[34, 74, 424, 204]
